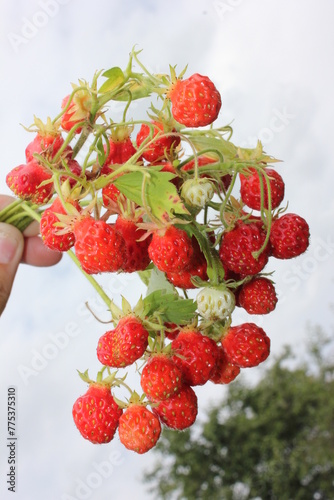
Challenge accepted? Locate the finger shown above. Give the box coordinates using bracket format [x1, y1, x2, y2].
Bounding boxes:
[21, 235, 63, 267]
[0, 223, 24, 316]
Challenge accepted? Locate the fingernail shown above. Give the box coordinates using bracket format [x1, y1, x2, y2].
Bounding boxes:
[0, 229, 19, 264]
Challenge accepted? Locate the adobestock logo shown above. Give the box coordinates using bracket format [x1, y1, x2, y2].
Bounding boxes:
[7, 0, 72, 54]
[240, 107, 296, 149]
[61, 450, 124, 500]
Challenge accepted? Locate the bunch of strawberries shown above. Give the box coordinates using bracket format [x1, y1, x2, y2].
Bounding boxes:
[2, 49, 310, 454]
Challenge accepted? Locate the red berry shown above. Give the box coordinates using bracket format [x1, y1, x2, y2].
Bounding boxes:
[221, 323, 270, 368]
[6, 160, 54, 205]
[118, 404, 161, 454]
[168, 74, 221, 128]
[72, 384, 122, 444]
[238, 276, 278, 315]
[164, 322, 180, 340]
[152, 384, 198, 430]
[210, 346, 241, 384]
[148, 225, 194, 273]
[40, 197, 80, 252]
[269, 213, 310, 259]
[102, 136, 136, 168]
[171, 329, 219, 386]
[140, 354, 183, 402]
[165, 235, 208, 289]
[61, 92, 91, 133]
[219, 220, 270, 276]
[240, 167, 285, 211]
[73, 217, 125, 274]
[102, 179, 123, 207]
[25, 132, 64, 163]
[97, 316, 149, 368]
[115, 216, 151, 272]
[136, 121, 180, 163]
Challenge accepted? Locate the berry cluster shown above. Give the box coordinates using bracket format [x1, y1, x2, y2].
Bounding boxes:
[1, 48, 310, 454]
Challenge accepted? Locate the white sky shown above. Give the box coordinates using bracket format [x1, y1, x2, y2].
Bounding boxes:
[0, 1, 334, 499]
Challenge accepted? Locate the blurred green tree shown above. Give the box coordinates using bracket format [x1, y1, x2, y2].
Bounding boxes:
[145, 326, 334, 500]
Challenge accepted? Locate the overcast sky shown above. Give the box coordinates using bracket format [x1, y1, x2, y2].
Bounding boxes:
[0, 1, 334, 499]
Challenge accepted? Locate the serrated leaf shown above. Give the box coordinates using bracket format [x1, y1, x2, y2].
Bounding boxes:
[99, 67, 125, 94]
[144, 267, 176, 296]
[113, 167, 189, 222]
[142, 289, 197, 325]
[191, 135, 238, 160]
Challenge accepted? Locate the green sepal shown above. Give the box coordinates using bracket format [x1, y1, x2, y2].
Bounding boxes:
[110, 77, 155, 101]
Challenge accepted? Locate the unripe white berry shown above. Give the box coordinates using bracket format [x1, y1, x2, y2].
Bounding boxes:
[181, 178, 214, 208]
[196, 287, 236, 320]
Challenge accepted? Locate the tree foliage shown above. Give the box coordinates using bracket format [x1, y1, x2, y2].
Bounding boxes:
[145, 327, 334, 499]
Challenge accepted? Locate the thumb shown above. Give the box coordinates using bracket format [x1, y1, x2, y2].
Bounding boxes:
[0, 223, 24, 316]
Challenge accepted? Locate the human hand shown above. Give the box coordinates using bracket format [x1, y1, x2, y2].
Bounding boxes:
[0, 195, 62, 315]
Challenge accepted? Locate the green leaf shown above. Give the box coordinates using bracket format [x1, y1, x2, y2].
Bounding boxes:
[98, 67, 125, 94]
[191, 135, 238, 160]
[142, 289, 197, 325]
[113, 167, 189, 222]
[137, 264, 155, 287]
[144, 267, 176, 296]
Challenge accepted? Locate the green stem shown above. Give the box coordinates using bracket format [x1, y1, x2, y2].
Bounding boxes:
[66, 250, 112, 308]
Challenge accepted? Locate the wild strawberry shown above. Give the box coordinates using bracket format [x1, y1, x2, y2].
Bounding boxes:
[165, 254, 208, 289]
[61, 158, 83, 186]
[269, 213, 310, 259]
[238, 276, 278, 314]
[72, 383, 122, 444]
[40, 197, 80, 252]
[140, 354, 183, 402]
[152, 384, 198, 430]
[209, 346, 241, 384]
[148, 225, 194, 273]
[115, 215, 151, 272]
[61, 88, 91, 133]
[102, 135, 137, 168]
[219, 220, 270, 276]
[171, 328, 219, 386]
[164, 322, 180, 341]
[240, 167, 285, 211]
[25, 132, 64, 163]
[97, 316, 149, 368]
[181, 178, 215, 208]
[221, 322, 270, 368]
[73, 217, 125, 274]
[6, 160, 54, 205]
[167, 73, 221, 128]
[101, 175, 124, 207]
[136, 121, 180, 162]
[196, 286, 236, 320]
[118, 404, 161, 454]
